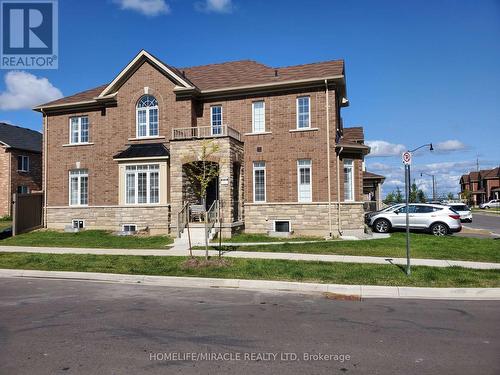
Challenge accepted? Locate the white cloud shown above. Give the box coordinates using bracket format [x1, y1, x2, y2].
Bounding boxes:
[195, 0, 234, 13]
[365, 140, 407, 157]
[0, 71, 63, 110]
[113, 0, 170, 16]
[434, 139, 466, 153]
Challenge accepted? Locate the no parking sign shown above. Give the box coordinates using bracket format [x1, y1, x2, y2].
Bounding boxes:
[402, 151, 412, 165]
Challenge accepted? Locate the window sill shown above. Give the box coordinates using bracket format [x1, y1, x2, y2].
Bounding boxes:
[244, 131, 272, 136]
[289, 128, 319, 133]
[17, 170, 29, 173]
[128, 136, 165, 141]
[63, 142, 94, 147]
[69, 205, 89, 207]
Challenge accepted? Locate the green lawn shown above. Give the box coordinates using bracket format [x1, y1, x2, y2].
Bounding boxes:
[0, 221, 12, 232]
[0, 230, 173, 249]
[213, 232, 324, 243]
[212, 233, 500, 263]
[0, 252, 498, 288]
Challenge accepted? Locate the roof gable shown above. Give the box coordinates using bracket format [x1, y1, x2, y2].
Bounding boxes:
[99, 50, 195, 98]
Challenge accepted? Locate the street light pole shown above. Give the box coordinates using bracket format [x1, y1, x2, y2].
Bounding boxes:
[420, 172, 436, 200]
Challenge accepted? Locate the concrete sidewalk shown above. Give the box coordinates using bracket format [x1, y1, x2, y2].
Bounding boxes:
[0, 268, 499, 300]
[0, 245, 499, 269]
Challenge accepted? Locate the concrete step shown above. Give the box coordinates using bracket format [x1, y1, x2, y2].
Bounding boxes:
[174, 224, 219, 246]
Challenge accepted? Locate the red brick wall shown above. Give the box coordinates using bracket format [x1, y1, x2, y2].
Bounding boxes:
[0, 147, 10, 217]
[45, 61, 192, 206]
[45, 62, 364, 207]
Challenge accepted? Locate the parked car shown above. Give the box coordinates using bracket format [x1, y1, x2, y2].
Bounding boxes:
[479, 199, 500, 209]
[368, 203, 462, 236]
[364, 203, 404, 224]
[446, 203, 472, 222]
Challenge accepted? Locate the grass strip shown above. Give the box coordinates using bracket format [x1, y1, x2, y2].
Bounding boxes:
[0, 252, 498, 288]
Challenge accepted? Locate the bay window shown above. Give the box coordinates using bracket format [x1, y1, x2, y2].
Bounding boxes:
[125, 164, 160, 204]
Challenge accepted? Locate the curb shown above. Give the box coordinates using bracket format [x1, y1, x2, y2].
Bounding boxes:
[1, 269, 499, 300]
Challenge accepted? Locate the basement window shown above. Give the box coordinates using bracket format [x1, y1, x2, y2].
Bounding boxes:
[122, 224, 137, 233]
[72, 219, 85, 229]
[274, 220, 291, 233]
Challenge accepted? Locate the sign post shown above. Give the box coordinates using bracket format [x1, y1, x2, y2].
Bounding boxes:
[402, 151, 412, 276]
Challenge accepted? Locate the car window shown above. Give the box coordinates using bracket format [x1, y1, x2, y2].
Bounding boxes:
[432, 207, 443, 212]
[452, 205, 469, 211]
[396, 205, 417, 214]
[415, 206, 434, 213]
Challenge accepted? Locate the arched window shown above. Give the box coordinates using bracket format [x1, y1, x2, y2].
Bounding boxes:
[136, 95, 159, 137]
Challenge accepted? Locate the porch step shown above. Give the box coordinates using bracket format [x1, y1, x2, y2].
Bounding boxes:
[174, 224, 219, 247]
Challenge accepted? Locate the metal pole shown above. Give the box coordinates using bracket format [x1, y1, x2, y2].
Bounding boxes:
[432, 175, 436, 200]
[405, 164, 411, 275]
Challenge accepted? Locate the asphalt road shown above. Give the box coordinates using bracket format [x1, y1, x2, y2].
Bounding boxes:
[0, 278, 499, 375]
[466, 212, 500, 235]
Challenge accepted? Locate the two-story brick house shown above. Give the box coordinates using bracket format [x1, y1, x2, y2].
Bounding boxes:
[460, 167, 500, 205]
[34, 50, 370, 237]
[0, 123, 42, 217]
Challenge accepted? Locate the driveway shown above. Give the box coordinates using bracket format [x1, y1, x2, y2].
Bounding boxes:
[0, 278, 499, 374]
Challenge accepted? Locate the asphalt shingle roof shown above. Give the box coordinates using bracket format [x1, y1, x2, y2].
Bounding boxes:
[40, 58, 344, 107]
[113, 143, 169, 160]
[0, 123, 42, 152]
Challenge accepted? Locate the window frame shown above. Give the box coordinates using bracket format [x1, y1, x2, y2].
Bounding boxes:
[122, 224, 137, 233]
[136, 95, 159, 138]
[253, 161, 266, 203]
[252, 100, 266, 133]
[69, 116, 90, 144]
[124, 164, 160, 205]
[296, 96, 311, 129]
[72, 219, 85, 229]
[297, 159, 312, 203]
[69, 169, 89, 207]
[210, 105, 223, 136]
[17, 155, 29, 172]
[274, 220, 291, 233]
[17, 185, 29, 194]
[343, 159, 355, 202]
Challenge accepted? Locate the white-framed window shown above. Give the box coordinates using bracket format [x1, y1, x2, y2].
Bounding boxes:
[17, 185, 29, 194]
[122, 224, 137, 233]
[296, 96, 310, 129]
[69, 116, 89, 144]
[274, 220, 291, 233]
[252, 101, 265, 133]
[17, 155, 29, 172]
[211, 105, 223, 135]
[136, 95, 159, 138]
[72, 219, 85, 229]
[344, 159, 355, 201]
[69, 169, 88, 206]
[297, 159, 312, 202]
[125, 164, 160, 205]
[253, 161, 266, 202]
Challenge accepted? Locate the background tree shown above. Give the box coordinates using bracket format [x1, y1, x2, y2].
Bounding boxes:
[447, 192, 455, 201]
[383, 192, 395, 205]
[394, 187, 404, 203]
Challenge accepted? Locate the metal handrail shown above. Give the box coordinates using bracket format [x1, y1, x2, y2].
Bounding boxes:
[177, 202, 189, 238]
[205, 200, 219, 239]
[172, 125, 241, 142]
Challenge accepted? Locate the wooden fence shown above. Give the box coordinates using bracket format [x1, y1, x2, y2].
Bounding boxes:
[12, 192, 44, 236]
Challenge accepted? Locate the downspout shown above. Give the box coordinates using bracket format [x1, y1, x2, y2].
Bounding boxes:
[325, 79, 332, 238]
[41, 109, 48, 227]
[337, 147, 343, 236]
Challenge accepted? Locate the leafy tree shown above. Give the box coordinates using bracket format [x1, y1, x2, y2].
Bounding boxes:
[417, 190, 427, 203]
[383, 192, 395, 205]
[447, 192, 454, 201]
[394, 187, 403, 203]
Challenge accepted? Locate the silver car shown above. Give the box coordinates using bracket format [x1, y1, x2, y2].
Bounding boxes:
[480, 199, 500, 209]
[369, 203, 462, 236]
[446, 203, 472, 222]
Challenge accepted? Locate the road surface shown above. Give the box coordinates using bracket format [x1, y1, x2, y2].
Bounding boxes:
[466, 212, 500, 235]
[0, 278, 499, 374]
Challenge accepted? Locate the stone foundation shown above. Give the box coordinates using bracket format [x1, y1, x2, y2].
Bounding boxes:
[46, 205, 171, 235]
[243, 202, 364, 237]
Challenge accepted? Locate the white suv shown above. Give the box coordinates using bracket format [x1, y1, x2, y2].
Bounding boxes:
[369, 203, 462, 236]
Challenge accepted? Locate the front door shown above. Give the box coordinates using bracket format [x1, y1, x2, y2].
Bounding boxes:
[206, 176, 219, 210]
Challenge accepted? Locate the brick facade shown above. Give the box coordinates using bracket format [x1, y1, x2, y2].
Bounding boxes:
[0, 146, 42, 217]
[39, 53, 368, 236]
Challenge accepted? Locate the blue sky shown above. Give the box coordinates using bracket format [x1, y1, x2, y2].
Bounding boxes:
[1, 0, 499, 197]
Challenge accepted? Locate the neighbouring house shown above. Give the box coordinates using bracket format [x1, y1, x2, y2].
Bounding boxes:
[34, 50, 371, 237]
[363, 171, 385, 211]
[0, 123, 43, 217]
[460, 166, 500, 205]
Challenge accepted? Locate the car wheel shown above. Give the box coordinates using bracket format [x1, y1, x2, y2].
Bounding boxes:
[374, 219, 391, 233]
[430, 222, 448, 236]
